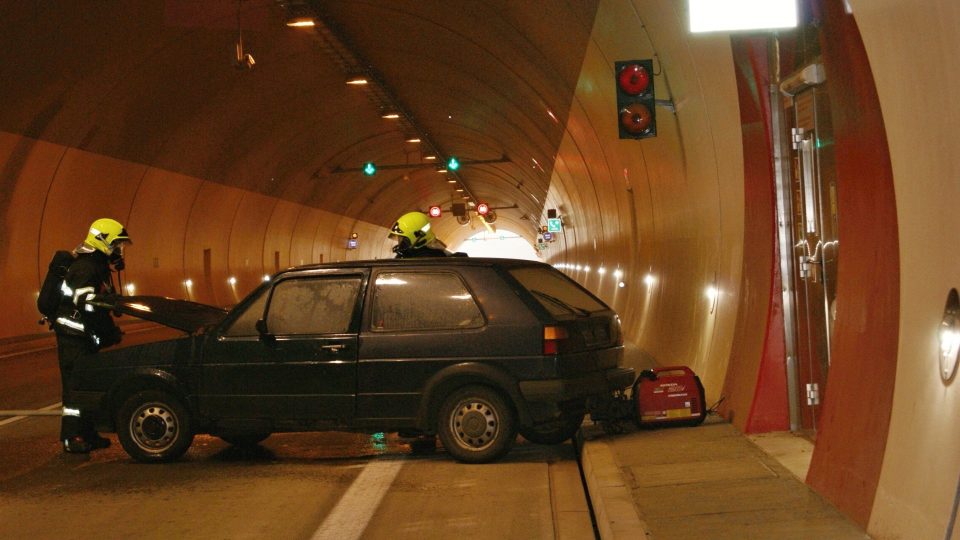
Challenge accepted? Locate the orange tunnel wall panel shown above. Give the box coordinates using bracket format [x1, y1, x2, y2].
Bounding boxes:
[125, 168, 203, 300]
[289, 208, 325, 268]
[227, 192, 277, 297]
[262, 200, 301, 274]
[2, 135, 64, 336]
[182, 183, 245, 307]
[804, 0, 899, 527]
[0, 132, 391, 340]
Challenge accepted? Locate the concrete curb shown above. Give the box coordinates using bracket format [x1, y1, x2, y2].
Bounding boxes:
[578, 434, 650, 539]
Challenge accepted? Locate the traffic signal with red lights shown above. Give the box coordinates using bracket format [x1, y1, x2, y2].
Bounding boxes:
[615, 59, 656, 139]
[476, 202, 489, 216]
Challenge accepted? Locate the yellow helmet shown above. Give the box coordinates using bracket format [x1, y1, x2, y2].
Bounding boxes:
[85, 218, 131, 255]
[389, 211, 435, 252]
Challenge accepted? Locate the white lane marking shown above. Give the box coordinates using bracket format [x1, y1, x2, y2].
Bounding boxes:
[0, 402, 62, 428]
[312, 458, 404, 540]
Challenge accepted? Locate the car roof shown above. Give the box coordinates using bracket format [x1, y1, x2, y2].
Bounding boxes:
[275, 257, 549, 278]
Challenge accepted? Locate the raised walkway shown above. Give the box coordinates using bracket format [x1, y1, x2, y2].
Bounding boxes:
[577, 412, 870, 539]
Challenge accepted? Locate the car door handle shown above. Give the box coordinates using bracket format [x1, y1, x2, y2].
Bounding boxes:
[321, 344, 344, 351]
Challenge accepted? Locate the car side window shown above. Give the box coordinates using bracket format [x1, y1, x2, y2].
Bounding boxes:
[266, 276, 362, 335]
[370, 272, 484, 332]
[222, 288, 269, 337]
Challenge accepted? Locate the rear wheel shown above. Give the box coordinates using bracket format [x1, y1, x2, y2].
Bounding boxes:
[437, 385, 516, 464]
[519, 413, 584, 445]
[117, 390, 193, 463]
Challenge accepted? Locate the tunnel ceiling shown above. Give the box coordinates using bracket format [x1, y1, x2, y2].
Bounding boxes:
[0, 0, 600, 241]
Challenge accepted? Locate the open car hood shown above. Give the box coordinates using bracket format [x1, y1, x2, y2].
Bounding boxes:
[108, 295, 228, 333]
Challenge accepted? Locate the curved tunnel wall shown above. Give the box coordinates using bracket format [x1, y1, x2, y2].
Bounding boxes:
[538, 0, 917, 534]
[542, 0, 748, 417]
[0, 132, 391, 339]
[851, 1, 960, 538]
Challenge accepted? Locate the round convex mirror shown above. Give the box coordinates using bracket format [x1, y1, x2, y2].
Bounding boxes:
[938, 288, 960, 383]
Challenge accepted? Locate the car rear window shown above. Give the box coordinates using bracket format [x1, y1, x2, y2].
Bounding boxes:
[370, 271, 484, 332]
[509, 267, 607, 316]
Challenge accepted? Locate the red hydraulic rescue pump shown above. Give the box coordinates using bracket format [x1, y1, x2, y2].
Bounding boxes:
[633, 366, 707, 427]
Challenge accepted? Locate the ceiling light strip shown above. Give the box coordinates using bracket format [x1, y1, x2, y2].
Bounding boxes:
[304, 3, 480, 201]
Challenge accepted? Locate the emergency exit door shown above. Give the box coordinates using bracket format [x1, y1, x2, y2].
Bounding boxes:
[783, 83, 839, 434]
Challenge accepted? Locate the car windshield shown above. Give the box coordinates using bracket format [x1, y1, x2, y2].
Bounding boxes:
[508, 267, 607, 316]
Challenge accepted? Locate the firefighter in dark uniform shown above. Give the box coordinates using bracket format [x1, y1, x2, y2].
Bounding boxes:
[389, 211, 466, 258]
[54, 218, 131, 453]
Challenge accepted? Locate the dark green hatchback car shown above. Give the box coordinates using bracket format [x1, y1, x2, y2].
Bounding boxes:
[73, 258, 634, 463]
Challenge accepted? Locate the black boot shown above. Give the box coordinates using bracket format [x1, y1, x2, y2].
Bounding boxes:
[63, 436, 92, 454]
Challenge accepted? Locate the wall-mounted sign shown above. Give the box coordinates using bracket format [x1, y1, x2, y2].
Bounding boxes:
[547, 218, 562, 233]
[543, 232, 554, 242]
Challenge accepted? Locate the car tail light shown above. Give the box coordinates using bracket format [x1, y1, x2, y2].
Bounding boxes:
[543, 325, 569, 355]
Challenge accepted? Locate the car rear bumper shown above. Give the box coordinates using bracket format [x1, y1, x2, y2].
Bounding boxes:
[518, 366, 636, 402]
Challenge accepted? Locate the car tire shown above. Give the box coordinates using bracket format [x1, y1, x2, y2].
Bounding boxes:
[219, 433, 270, 447]
[117, 390, 194, 463]
[519, 413, 584, 445]
[437, 385, 516, 464]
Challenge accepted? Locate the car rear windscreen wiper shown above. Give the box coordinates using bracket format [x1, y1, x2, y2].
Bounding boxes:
[530, 290, 592, 317]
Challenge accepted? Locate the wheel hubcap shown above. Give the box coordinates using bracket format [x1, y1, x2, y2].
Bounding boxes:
[450, 399, 499, 451]
[141, 415, 167, 440]
[131, 403, 178, 452]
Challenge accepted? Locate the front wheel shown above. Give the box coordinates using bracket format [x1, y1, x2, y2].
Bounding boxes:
[437, 385, 516, 464]
[117, 390, 193, 463]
